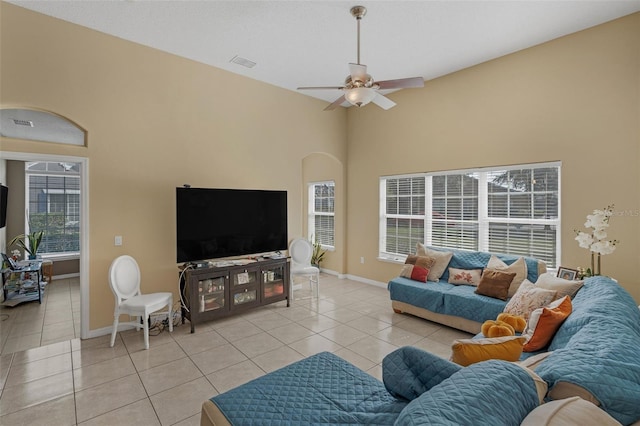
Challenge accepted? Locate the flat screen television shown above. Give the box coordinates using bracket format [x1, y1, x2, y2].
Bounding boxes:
[176, 187, 287, 263]
[0, 185, 7, 228]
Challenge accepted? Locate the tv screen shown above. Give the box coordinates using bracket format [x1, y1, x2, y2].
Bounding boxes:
[0, 185, 7, 228]
[176, 187, 287, 263]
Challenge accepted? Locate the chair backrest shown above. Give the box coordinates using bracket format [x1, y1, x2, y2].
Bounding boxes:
[289, 238, 313, 266]
[109, 255, 141, 302]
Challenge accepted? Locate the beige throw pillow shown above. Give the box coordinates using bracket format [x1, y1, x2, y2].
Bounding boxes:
[487, 255, 528, 297]
[535, 273, 584, 299]
[503, 280, 557, 320]
[521, 397, 621, 426]
[416, 243, 453, 282]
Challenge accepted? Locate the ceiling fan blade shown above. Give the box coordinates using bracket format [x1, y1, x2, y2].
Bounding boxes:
[372, 93, 396, 110]
[297, 86, 344, 90]
[324, 95, 347, 111]
[349, 63, 368, 82]
[376, 77, 424, 90]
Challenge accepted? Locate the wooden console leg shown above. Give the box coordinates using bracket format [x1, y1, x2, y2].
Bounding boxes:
[393, 308, 402, 314]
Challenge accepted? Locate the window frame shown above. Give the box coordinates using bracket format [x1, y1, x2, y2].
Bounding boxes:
[308, 180, 335, 249]
[379, 162, 561, 267]
[25, 164, 81, 258]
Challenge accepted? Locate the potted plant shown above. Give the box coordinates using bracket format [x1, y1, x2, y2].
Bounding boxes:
[311, 237, 326, 268]
[9, 230, 45, 260]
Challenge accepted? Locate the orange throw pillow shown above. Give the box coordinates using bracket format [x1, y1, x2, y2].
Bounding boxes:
[451, 336, 526, 366]
[523, 295, 572, 352]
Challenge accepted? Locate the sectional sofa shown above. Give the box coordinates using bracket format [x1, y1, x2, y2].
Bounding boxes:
[200, 274, 640, 425]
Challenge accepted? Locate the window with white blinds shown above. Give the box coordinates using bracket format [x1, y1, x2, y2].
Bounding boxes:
[25, 161, 82, 256]
[380, 163, 560, 267]
[309, 181, 335, 248]
[382, 176, 425, 256]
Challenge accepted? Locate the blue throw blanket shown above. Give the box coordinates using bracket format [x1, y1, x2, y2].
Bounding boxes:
[394, 358, 540, 425]
[535, 277, 640, 425]
[211, 352, 407, 425]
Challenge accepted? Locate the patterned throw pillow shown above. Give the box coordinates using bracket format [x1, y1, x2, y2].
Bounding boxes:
[487, 255, 528, 298]
[503, 280, 557, 320]
[416, 243, 453, 282]
[400, 255, 436, 283]
[448, 267, 483, 286]
[475, 269, 517, 301]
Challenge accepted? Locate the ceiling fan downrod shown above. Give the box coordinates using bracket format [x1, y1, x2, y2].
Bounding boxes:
[351, 6, 366, 65]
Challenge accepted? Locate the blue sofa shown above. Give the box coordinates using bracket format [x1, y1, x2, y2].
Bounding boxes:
[388, 247, 547, 333]
[201, 347, 542, 425]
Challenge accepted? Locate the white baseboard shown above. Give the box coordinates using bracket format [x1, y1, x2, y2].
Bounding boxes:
[87, 311, 178, 339]
[344, 274, 388, 288]
[86, 273, 387, 340]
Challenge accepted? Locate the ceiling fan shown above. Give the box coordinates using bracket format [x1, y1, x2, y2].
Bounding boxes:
[298, 5, 424, 111]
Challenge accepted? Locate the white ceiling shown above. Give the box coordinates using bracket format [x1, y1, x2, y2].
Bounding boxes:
[7, 0, 640, 108]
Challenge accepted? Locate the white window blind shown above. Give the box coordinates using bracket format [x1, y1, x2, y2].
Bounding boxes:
[381, 176, 425, 256]
[308, 181, 335, 248]
[485, 167, 559, 266]
[431, 173, 479, 251]
[26, 162, 81, 256]
[380, 163, 560, 267]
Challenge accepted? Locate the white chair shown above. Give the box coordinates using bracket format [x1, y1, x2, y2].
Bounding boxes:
[108, 255, 173, 350]
[289, 238, 320, 300]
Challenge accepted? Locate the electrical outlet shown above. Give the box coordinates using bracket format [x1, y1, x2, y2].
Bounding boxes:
[114, 235, 123, 246]
[360, 256, 365, 264]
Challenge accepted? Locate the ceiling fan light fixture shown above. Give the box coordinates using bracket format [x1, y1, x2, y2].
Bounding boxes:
[345, 87, 376, 107]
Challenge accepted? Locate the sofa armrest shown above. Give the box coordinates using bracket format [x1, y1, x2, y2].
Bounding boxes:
[382, 346, 461, 401]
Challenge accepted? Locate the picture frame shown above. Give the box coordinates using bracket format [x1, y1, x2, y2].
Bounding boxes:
[557, 267, 578, 281]
[236, 271, 250, 285]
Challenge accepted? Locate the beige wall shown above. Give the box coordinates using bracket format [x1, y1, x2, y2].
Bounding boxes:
[5, 161, 25, 250]
[0, 3, 347, 330]
[346, 13, 640, 302]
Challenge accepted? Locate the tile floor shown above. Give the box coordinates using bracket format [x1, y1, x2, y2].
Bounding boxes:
[0, 274, 472, 425]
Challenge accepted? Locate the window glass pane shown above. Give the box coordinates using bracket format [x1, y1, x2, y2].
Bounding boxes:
[387, 197, 398, 215]
[510, 194, 532, 218]
[432, 176, 445, 197]
[412, 196, 425, 215]
[398, 197, 411, 215]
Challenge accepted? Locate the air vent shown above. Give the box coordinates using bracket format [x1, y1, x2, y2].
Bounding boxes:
[12, 119, 34, 127]
[230, 55, 256, 68]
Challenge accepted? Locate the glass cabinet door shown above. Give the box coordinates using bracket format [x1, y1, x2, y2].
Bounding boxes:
[233, 288, 257, 306]
[262, 263, 285, 299]
[197, 276, 226, 313]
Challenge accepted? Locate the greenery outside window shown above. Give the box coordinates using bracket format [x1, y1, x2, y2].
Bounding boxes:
[25, 161, 81, 256]
[308, 181, 335, 248]
[380, 162, 560, 268]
